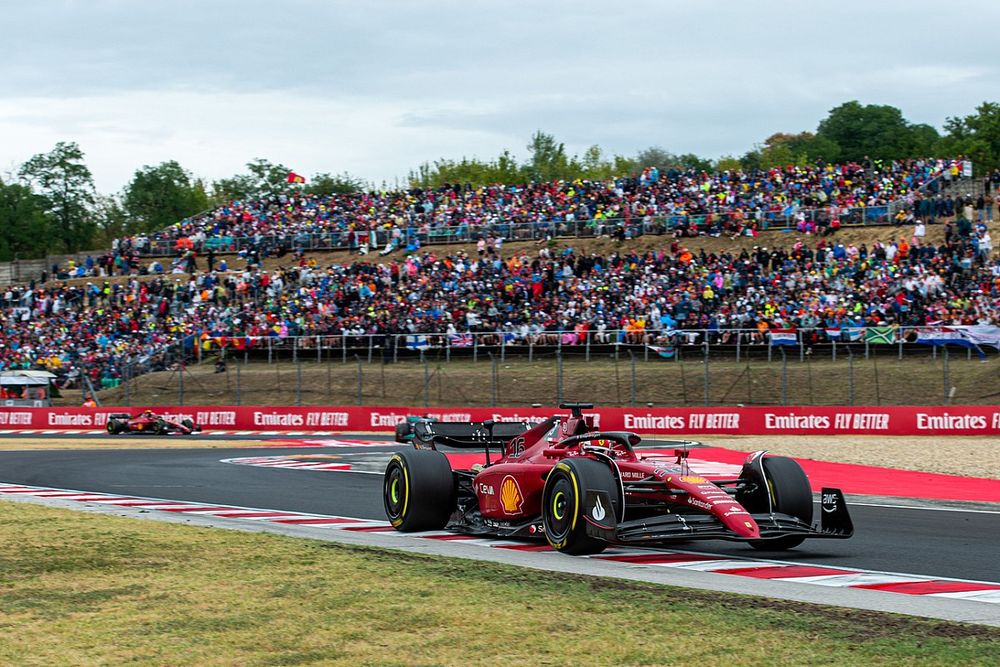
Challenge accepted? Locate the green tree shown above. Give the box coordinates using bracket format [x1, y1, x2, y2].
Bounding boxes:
[816, 101, 939, 163]
[0, 178, 49, 261]
[123, 160, 210, 234]
[526, 131, 576, 181]
[92, 194, 130, 247]
[304, 172, 365, 195]
[938, 102, 1000, 172]
[213, 158, 292, 200]
[634, 147, 712, 173]
[18, 141, 97, 252]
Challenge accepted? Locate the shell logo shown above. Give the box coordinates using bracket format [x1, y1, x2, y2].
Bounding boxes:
[680, 475, 707, 484]
[499, 475, 523, 514]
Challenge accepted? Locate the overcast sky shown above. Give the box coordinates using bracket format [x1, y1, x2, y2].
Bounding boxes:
[2, 0, 998, 193]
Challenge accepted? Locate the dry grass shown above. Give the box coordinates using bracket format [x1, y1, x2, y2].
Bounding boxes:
[1, 501, 997, 666]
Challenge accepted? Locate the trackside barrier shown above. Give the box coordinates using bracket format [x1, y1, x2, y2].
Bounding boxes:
[4, 405, 1000, 436]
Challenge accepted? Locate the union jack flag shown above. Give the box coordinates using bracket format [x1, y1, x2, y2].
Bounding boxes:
[449, 333, 473, 347]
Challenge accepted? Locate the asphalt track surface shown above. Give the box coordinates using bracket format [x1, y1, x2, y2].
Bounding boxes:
[0, 438, 998, 583]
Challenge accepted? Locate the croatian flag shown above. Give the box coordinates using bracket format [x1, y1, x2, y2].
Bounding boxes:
[914, 327, 965, 346]
[769, 328, 798, 346]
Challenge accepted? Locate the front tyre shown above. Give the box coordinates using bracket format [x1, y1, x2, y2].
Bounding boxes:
[383, 449, 455, 532]
[742, 455, 813, 551]
[542, 458, 620, 555]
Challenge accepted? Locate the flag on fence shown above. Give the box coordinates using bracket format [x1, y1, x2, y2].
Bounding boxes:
[647, 345, 676, 359]
[769, 328, 798, 346]
[404, 335, 430, 350]
[843, 327, 865, 341]
[448, 333, 473, 347]
[961, 325, 1000, 350]
[864, 326, 896, 344]
[915, 327, 986, 359]
[824, 327, 841, 340]
[286, 171, 306, 184]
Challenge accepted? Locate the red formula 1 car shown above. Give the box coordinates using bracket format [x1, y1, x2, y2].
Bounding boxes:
[105, 410, 201, 435]
[383, 403, 853, 554]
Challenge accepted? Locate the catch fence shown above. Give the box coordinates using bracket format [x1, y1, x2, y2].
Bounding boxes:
[93, 326, 998, 409]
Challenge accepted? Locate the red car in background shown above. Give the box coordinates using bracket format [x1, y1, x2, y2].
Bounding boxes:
[106, 411, 201, 435]
[384, 404, 853, 555]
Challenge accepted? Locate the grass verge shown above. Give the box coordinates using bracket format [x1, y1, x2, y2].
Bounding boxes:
[1, 501, 998, 666]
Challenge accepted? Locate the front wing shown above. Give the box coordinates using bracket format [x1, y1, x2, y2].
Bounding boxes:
[582, 487, 854, 545]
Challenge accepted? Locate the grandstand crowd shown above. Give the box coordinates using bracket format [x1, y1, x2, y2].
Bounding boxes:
[99, 158, 964, 263]
[1, 158, 999, 396]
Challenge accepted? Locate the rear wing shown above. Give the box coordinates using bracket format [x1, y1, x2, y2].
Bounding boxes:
[412, 420, 537, 449]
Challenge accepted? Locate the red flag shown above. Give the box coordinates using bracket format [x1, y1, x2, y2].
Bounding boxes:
[287, 171, 306, 184]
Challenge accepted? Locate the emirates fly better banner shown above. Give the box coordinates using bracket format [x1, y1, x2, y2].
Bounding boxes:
[2, 405, 1000, 436]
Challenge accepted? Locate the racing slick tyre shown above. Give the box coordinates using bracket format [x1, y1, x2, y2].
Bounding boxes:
[394, 422, 411, 443]
[740, 456, 813, 551]
[181, 419, 195, 432]
[542, 458, 621, 556]
[154, 419, 169, 436]
[383, 449, 455, 532]
[106, 419, 123, 435]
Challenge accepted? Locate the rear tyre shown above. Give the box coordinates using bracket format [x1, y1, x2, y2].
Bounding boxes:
[383, 449, 455, 532]
[541, 458, 621, 555]
[106, 419, 121, 435]
[741, 456, 813, 551]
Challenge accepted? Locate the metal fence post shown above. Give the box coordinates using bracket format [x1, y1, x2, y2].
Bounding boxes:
[368, 335, 373, 364]
[703, 342, 710, 407]
[943, 346, 950, 405]
[847, 347, 855, 406]
[267, 336, 272, 364]
[500, 332, 506, 363]
[317, 336, 321, 363]
[780, 347, 788, 406]
[489, 352, 498, 407]
[295, 356, 302, 406]
[342, 334, 347, 364]
[556, 351, 563, 404]
[357, 355, 363, 406]
[178, 341, 184, 406]
[628, 350, 637, 407]
[422, 351, 429, 408]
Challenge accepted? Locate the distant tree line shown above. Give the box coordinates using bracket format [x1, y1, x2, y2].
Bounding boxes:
[2, 100, 999, 260]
